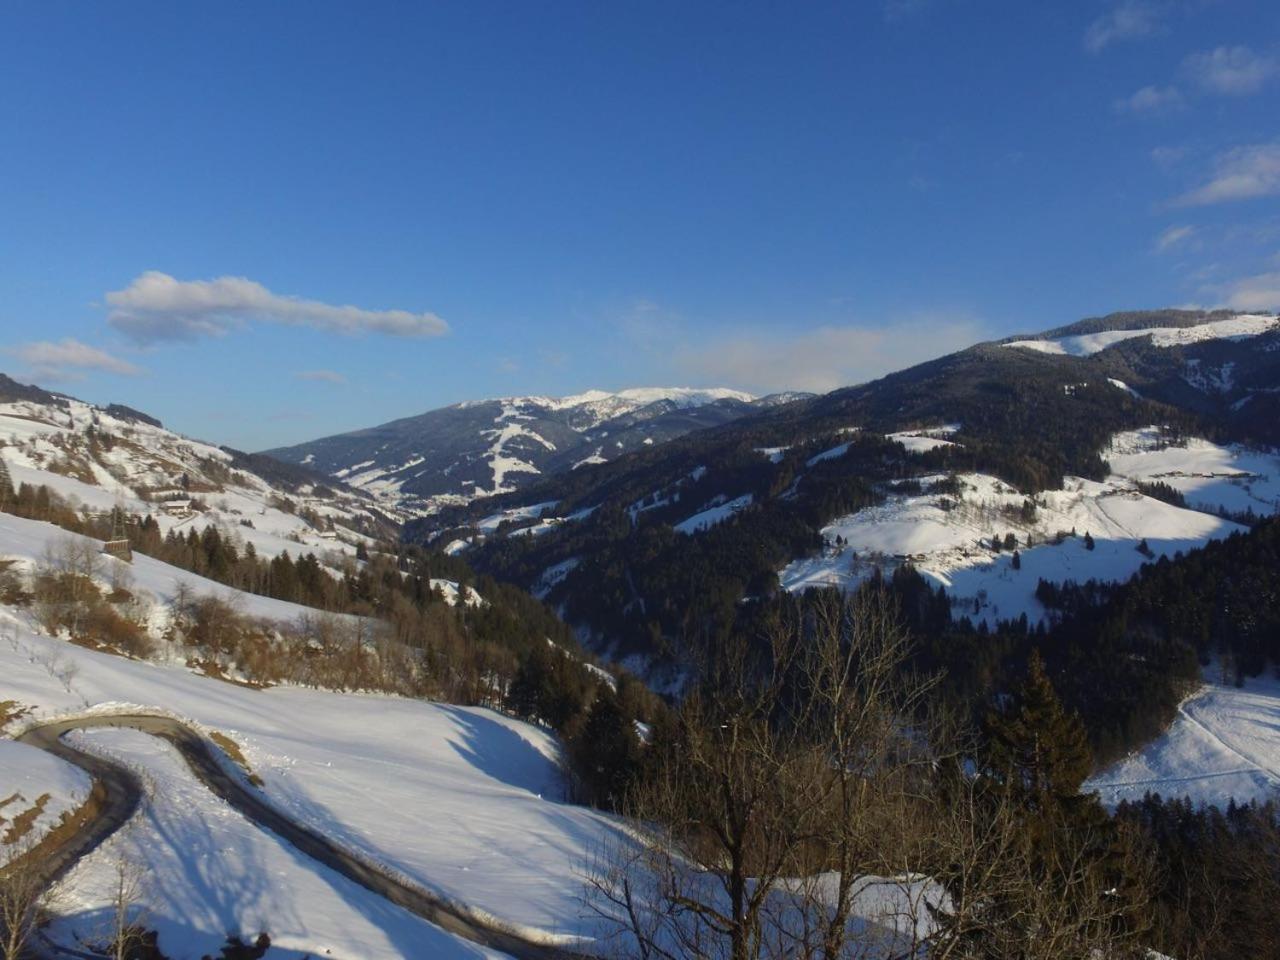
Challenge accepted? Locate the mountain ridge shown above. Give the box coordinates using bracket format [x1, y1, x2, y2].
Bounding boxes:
[264, 386, 813, 513]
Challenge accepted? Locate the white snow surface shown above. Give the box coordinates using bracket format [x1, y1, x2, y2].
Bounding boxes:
[674, 494, 753, 535]
[1003, 313, 1277, 357]
[807, 442, 853, 467]
[780, 452, 1252, 627]
[0, 511, 623, 951]
[887, 428, 960, 454]
[0, 397, 385, 568]
[0, 623, 622, 954]
[1106, 428, 1280, 517]
[1088, 670, 1280, 808]
[0, 739, 92, 864]
[49, 727, 507, 960]
[429, 578, 485, 608]
[0, 512, 336, 627]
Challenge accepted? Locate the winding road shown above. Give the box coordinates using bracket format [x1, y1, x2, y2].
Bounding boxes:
[16, 714, 591, 960]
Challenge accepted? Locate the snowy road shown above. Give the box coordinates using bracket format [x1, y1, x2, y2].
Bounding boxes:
[17, 714, 592, 960]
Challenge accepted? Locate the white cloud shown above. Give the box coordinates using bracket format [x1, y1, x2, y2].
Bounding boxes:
[294, 369, 347, 385]
[1173, 143, 1280, 206]
[669, 316, 987, 396]
[1151, 145, 1189, 169]
[106, 271, 449, 344]
[5, 338, 142, 383]
[1184, 46, 1277, 96]
[1085, 0, 1162, 53]
[1113, 84, 1183, 114]
[1155, 224, 1196, 252]
[1220, 271, 1280, 312]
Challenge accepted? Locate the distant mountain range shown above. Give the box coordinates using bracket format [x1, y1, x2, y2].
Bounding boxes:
[263, 387, 812, 513]
[399, 309, 1280, 680]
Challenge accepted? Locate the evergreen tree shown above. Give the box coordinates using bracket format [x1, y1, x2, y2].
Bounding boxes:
[986, 650, 1093, 807]
[571, 684, 642, 808]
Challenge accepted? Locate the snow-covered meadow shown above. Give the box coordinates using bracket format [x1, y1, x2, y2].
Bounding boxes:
[0, 738, 92, 861]
[1002, 313, 1278, 356]
[780, 427, 1277, 627]
[0, 397, 385, 568]
[0, 510, 622, 958]
[1088, 670, 1280, 809]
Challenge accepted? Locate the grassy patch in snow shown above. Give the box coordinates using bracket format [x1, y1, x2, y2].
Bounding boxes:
[1, 793, 50, 844]
[0, 699, 32, 731]
[210, 730, 264, 787]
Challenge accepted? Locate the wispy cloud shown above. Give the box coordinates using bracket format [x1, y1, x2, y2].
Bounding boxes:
[5, 338, 142, 383]
[1183, 45, 1277, 96]
[1219, 270, 1280, 312]
[1085, 0, 1163, 54]
[1113, 84, 1183, 115]
[1173, 143, 1280, 206]
[669, 315, 988, 395]
[294, 369, 347, 385]
[1154, 224, 1196, 252]
[106, 271, 449, 344]
[1151, 145, 1189, 169]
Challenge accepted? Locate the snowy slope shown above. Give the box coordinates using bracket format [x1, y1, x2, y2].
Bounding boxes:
[1088, 670, 1280, 808]
[779, 425, 1272, 627]
[265, 387, 803, 515]
[0, 739, 92, 864]
[1003, 313, 1277, 357]
[674, 494, 754, 534]
[0, 511, 625, 953]
[50, 727, 506, 960]
[0, 511, 339, 626]
[1106, 427, 1280, 517]
[0, 391, 394, 566]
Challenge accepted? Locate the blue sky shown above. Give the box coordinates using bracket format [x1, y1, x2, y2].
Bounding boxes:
[1, 0, 1277, 449]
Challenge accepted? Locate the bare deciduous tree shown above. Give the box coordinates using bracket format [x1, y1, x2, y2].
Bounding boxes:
[584, 586, 1155, 960]
[0, 835, 48, 960]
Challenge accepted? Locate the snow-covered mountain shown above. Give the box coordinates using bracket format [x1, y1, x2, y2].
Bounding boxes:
[407, 309, 1280, 681]
[1001, 309, 1280, 446]
[0, 373, 397, 563]
[265, 386, 810, 513]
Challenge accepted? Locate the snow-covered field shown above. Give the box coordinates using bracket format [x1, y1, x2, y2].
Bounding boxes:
[1002, 313, 1277, 356]
[675, 493, 753, 534]
[1106, 427, 1280, 517]
[779, 425, 1275, 626]
[0, 510, 621, 957]
[1088, 671, 1280, 808]
[0, 397, 386, 568]
[0, 511, 336, 628]
[0, 738, 92, 863]
[50, 728, 506, 960]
